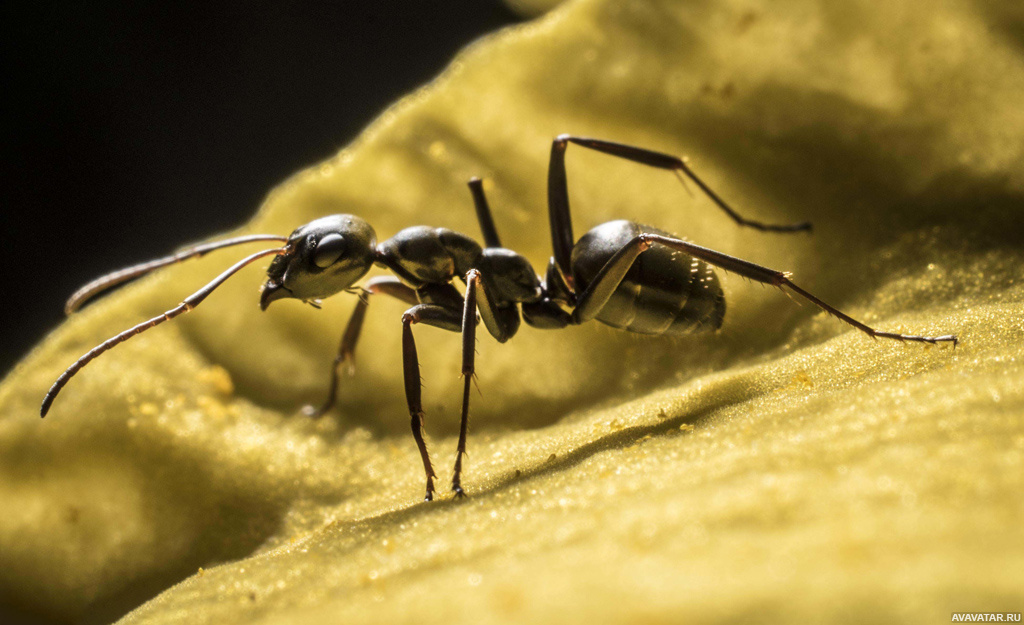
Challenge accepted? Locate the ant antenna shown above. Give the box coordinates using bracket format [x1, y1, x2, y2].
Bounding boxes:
[65, 234, 289, 314]
[41, 246, 286, 417]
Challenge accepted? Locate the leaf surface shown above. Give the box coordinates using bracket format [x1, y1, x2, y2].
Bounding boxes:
[1, 0, 1022, 622]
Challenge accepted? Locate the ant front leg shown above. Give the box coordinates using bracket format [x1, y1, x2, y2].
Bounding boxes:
[546, 135, 812, 283]
[401, 304, 462, 501]
[304, 276, 418, 418]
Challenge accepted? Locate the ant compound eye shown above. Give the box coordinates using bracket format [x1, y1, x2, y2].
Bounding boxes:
[312, 234, 345, 268]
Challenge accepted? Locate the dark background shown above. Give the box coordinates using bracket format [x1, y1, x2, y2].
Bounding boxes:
[0, 1, 523, 378]
[0, 2, 522, 623]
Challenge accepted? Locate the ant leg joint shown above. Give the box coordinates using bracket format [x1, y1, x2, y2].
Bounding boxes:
[771, 271, 792, 287]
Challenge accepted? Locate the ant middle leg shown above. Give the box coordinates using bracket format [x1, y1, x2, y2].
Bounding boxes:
[546, 134, 812, 284]
[304, 276, 418, 418]
[452, 273, 479, 498]
[451, 269, 522, 497]
[467, 177, 502, 249]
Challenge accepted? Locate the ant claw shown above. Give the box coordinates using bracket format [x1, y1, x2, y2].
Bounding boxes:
[452, 486, 467, 499]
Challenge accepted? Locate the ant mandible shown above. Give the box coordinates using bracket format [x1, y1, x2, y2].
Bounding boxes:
[40, 135, 958, 501]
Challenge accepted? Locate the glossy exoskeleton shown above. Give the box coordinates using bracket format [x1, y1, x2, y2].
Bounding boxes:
[41, 135, 958, 501]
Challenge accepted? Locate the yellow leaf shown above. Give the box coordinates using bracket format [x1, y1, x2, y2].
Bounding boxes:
[1, 0, 1022, 623]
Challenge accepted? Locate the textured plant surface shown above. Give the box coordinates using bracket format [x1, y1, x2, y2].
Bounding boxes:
[1, 0, 1023, 623]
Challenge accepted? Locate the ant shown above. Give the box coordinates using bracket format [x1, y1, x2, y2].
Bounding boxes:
[40, 135, 958, 501]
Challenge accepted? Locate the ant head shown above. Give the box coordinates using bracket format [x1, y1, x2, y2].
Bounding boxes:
[260, 215, 377, 309]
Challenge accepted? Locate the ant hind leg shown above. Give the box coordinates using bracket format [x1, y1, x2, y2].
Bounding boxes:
[642, 234, 958, 346]
[544, 134, 812, 285]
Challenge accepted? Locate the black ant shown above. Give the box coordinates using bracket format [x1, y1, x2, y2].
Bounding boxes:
[41, 135, 958, 501]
